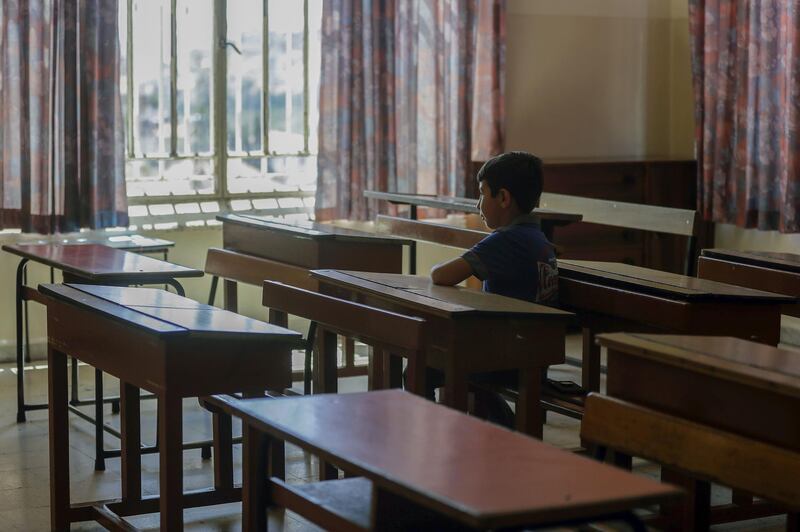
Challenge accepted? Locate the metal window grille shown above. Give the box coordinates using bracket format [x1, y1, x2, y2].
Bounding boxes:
[119, 0, 321, 228]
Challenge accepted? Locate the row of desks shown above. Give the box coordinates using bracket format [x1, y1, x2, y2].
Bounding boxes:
[38, 283, 681, 531]
[6, 207, 800, 530]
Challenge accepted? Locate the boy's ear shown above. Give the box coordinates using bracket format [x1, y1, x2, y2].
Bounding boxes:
[499, 188, 513, 208]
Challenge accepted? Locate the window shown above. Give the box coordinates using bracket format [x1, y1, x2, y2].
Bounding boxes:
[119, 0, 321, 228]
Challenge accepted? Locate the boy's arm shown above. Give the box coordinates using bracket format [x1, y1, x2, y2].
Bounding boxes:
[430, 257, 474, 286]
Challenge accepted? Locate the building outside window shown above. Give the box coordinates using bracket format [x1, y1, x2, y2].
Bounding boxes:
[119, 0, 321, 230]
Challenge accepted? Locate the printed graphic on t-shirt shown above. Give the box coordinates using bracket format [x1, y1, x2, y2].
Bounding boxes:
[537, 260, 558, 304]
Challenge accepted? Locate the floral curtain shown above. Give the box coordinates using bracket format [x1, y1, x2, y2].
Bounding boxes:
[690, 0, 800, 232]
[316, 0, 505, 221]
[0, 0, 127, 234]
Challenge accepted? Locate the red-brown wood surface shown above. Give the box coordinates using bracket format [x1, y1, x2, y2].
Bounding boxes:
[599, 333, 800, 453]
[2, 243, 202, 282]
[701, 249, 800, 274]
[205, 247, 318, 291]
[214, 390, 681, 530]
[311, 270, 570, 435]
[560, 260, 793, 302]
[42, 283, 303, 531]
[312, 270, 572, 319]
[557, 261, 787, 396]
[698, 254, 800, 318]
[219, 214, 407, 271]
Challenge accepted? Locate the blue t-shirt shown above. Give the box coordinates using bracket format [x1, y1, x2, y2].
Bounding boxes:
[461, 214, 558, 304]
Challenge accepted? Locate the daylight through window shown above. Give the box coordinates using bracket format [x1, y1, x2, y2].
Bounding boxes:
[119, 0, 321, 228]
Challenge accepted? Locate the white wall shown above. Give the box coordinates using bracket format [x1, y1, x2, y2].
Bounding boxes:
[505, 0, 695, 159]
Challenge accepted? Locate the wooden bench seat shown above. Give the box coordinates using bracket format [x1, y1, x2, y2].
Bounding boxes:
[591, 332, 800, 529]
[583, 394, 800, 531]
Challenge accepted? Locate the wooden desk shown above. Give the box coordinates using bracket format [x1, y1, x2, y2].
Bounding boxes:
[364, 190, 582, 241]
[211, 390, 681, 531]
[558, 260, 794, 401]
[698, 249, 800, 318]
[310, 270, 573, 437]
[40, 283, 303, 532]
[2, 243, 203, 426]
[599, 333, 800, 452]
[595, 333, 800, 526]
[212, 214, 412, 385]
[18, 233, 174, 257]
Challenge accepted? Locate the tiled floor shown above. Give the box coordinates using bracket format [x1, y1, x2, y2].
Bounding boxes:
[0, 336, 787, 531]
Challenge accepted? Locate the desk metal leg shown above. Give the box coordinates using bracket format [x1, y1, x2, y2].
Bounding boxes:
[48, 346, 70, 531]
[224, 279, 238, 312]
[23, 267, 31, 363]
[15, 258, 29, 423]
[304, 322, 317, 395]
[166, 278, 186, 297]
[94, 369, 106, 471]
[208, 275, 219, 305]
[70, 358, 80, 405]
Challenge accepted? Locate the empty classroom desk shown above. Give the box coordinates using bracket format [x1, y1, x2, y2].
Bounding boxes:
[40, 283, 303, 532]
[214, 213, 411, 304]
[2, 243, 203, 425]
[210, 389, 681, 532]
[210, 214, 412, 385]
[557, 260, 794, 404]
[698, 249, 800, 317]
[310, 270, 573, 437]
[594, 333, 800, 527]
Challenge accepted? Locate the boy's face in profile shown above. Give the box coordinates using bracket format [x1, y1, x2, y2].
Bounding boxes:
[477, 180, 504, 230]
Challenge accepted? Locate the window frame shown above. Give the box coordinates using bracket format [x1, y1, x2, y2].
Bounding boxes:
[123, 0, 315, 210]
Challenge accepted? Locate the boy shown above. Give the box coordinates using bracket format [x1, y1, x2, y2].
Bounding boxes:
[431, 151, 557, 304]
[428, 151, 562, 426]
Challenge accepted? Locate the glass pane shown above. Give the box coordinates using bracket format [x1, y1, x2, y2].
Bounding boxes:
[125, 158, 214, 197]
[268, 1, 305, 153]
[131, 0, 171, 155]
[176, 0, 214, 155]
[227, 155, 315, 193]
[227, 156, 269, 193]
[308, 0, 322, 153]
[227, 0, 264, 154]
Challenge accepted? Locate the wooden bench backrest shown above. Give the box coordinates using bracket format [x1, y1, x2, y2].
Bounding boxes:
[205, 247, 317, 291]
[375, 215, 486, 249]
[581, 394, 800, 509]
[262, 280, 425, 353]
[539, 193, 700, 237]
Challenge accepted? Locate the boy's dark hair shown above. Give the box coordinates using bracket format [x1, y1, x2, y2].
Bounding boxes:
[477, 151, 543, 213]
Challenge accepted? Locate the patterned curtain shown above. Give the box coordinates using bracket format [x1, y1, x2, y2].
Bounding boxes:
[316, 0, 505, 221]
[690, 0, 800, 232]
[0, 0, 127, 234]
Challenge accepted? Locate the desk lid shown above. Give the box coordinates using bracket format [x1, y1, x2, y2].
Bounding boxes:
[2, 243, 202, 281]
[702, 249, 800, 274]
[559, 260, 795, 302]
[597, 333, 800, 400]
[217, 213, 413, 245]
[213, 390, 680, 529]
[40, 284, 303, 341]
[311, 270, 572, 319]
[363, 191, 583, 223]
